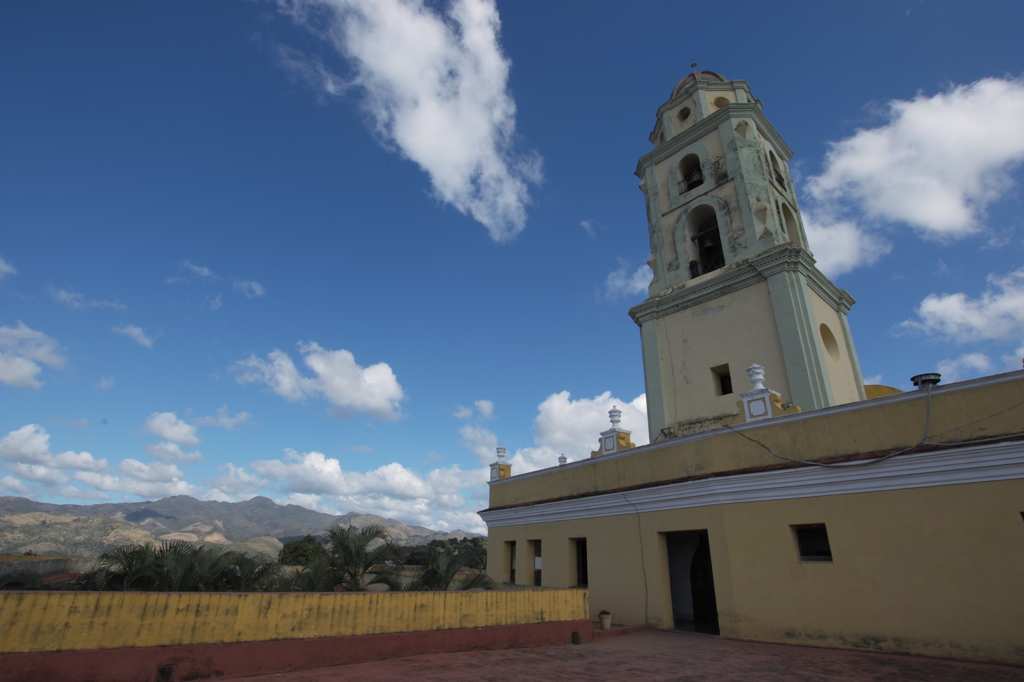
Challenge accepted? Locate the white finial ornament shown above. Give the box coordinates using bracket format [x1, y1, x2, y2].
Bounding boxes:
[746, 364, 766, 390]
[496, 445, 506, 461]
[608, 406, 622, 427]
[558, 454, 567, 466]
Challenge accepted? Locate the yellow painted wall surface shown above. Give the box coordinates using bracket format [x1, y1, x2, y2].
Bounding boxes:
[489, 375, 1024, 509]
[655, 279, 790, 428]
[0, 588, 588, 654]
[808, 288, 861, 405]
[486, 479, 1024, 665]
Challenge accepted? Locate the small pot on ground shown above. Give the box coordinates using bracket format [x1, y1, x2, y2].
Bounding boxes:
[598, 610, 612, 630]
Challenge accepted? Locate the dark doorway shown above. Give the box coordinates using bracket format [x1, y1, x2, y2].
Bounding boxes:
[573, 538, 588, 586]
[665, 530, 720, 635]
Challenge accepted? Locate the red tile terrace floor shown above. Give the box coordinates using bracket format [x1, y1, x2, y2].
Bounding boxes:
[225, 630, 1024, 682]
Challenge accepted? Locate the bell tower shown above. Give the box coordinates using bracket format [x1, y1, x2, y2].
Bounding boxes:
[629, 70, 866, 441]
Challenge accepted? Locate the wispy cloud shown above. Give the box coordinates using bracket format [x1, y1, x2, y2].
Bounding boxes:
[112, 325, 153, 349]
[193, 406, 252, 430]
[0, 322, 67, 389]
[604, 259, 651, 300]
[47, 286, 127, 312]
[0, 255, 16, 280]
[232, 341, 405, 421]
[182, 261, 219, 279]
[580, 220, 595, 237]
[94, 376, 115, 390]
[233, 280, 266, 298]
[277, 0, 541, 242]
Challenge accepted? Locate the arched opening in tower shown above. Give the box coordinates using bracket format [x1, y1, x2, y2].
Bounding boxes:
[686, 205, 724, 278]
[679, 154, 704, 193]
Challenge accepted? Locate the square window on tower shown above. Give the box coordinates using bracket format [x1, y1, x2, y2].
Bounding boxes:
[711, 364, 733, 396]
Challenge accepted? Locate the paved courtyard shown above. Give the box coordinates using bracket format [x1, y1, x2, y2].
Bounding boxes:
[227, 630, 1024, 682]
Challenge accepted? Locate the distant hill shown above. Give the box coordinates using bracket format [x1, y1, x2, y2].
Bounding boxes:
[0, 495, 481, 558]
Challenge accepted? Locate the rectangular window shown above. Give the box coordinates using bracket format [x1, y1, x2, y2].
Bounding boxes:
[711, 364, 732, 396]
[506, 541, 516, 584]
[570, 537, 588, 587]
[531, 539, 542, 586]
[793, 524, 833, 562]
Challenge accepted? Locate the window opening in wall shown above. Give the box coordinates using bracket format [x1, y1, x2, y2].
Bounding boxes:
[572, 538, 588, 586]
[782, 204, 798, 238]
[678, 106, 691, 122]
[711, 364, 732, 396]
[713, 96, 730, 109]
[665, 530, 720, 635]
[793, 524, 833, 562]
[531, 540, 542, 586]
[679, 154, 704, 193]
[769, 151, 785, 186]
[506, 541, 516, 584]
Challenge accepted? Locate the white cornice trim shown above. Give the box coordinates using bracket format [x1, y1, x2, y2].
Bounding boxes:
[487, 370, 1024, 488]
[479, 440, 1024, 528]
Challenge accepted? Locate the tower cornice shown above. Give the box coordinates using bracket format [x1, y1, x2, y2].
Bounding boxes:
[636, 102, 794, 179]
[628, 245, 854, 326]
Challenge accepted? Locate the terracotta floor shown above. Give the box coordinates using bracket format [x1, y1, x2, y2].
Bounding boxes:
[226, 630, 1024, 682]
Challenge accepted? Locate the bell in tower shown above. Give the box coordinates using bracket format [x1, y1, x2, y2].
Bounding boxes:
[630, 70, 866, 441]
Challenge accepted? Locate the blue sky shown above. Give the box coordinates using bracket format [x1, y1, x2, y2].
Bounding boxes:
[2, 0, 1023, 533]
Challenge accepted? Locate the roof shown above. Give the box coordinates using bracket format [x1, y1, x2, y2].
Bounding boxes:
[671, 70, 726, 99]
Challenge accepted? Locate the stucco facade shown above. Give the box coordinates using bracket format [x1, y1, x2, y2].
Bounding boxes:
[482, 372, 1024, 664]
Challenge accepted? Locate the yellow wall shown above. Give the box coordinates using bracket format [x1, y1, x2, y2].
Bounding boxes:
[0, 588, 588, 654]
[808, 289, 862, 405]
[489, 375, 1024, 509]
[486, 478, 1024, 665]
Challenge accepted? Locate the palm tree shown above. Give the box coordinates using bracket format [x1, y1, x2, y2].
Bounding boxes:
[407, 545, 495, 591]
[320, 524, 399, 591]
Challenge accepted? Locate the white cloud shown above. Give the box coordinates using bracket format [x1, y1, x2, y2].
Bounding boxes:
[144, 412, 201, 446]
[251, 447, 487, 532]
[1, 475, 31, 495]
[802, 212, 891, 279]
[233, 280, 266, 298]
[808, 77, 1024, 239]
[0, 424, 108, 487]
[0, 255, 16, 280]
[145, 441, 204, 464]
[458, 390, 649, 475]
[95, 376, 115, 390]
[862, 374, 883, 385]
[605, 260, 652, 299]
[232, 341, 405, 421]
[580, 220, 595, 237]
[181, 261, 219, 279]
[58, 486, 110, 501]
[473, 399, 494, 418]
[459, 424, 498, 461]
[453, 405, 473, 419]
[0, 321, 67, 388]
[936, 353, 994, 383]
[119, 459, 184, 483]
[279, 0, 541, 241]
[112, 325, 153, 348]
[209, 294, 223, 311]
[209, 463, 268, 497]
[350, 444, 373, 452]
[193, 405, 252, 430]
[47, 286, 126, 311]
[900, 268, 1024, 343]
[73, 470, 199, 499]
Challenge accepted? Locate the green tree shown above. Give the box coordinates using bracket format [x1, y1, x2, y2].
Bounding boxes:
[280, 535, 321, 566]
[406, 545, 494, 591]
[320, 524, 399, 592]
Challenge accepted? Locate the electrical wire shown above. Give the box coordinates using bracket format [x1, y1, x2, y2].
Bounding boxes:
[621, 492, 650, 624]
[727, 386, 1024, 469]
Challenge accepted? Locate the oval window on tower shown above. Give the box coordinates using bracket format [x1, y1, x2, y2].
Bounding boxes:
[820, 324, 840, 361]
[678, 107, 691, 122]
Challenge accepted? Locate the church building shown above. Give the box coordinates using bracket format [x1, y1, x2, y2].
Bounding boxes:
[481, 71, 1024, 666]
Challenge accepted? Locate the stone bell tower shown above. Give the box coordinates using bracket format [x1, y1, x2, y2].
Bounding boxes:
[629, 70, 866, 442]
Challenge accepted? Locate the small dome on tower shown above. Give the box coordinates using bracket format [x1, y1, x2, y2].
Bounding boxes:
[671, 70, 726, 99]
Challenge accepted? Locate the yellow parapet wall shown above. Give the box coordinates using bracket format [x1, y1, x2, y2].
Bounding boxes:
[0, 589, 589, 654]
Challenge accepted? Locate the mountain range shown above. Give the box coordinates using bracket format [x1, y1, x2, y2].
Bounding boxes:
[0, 495, 481, 558]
